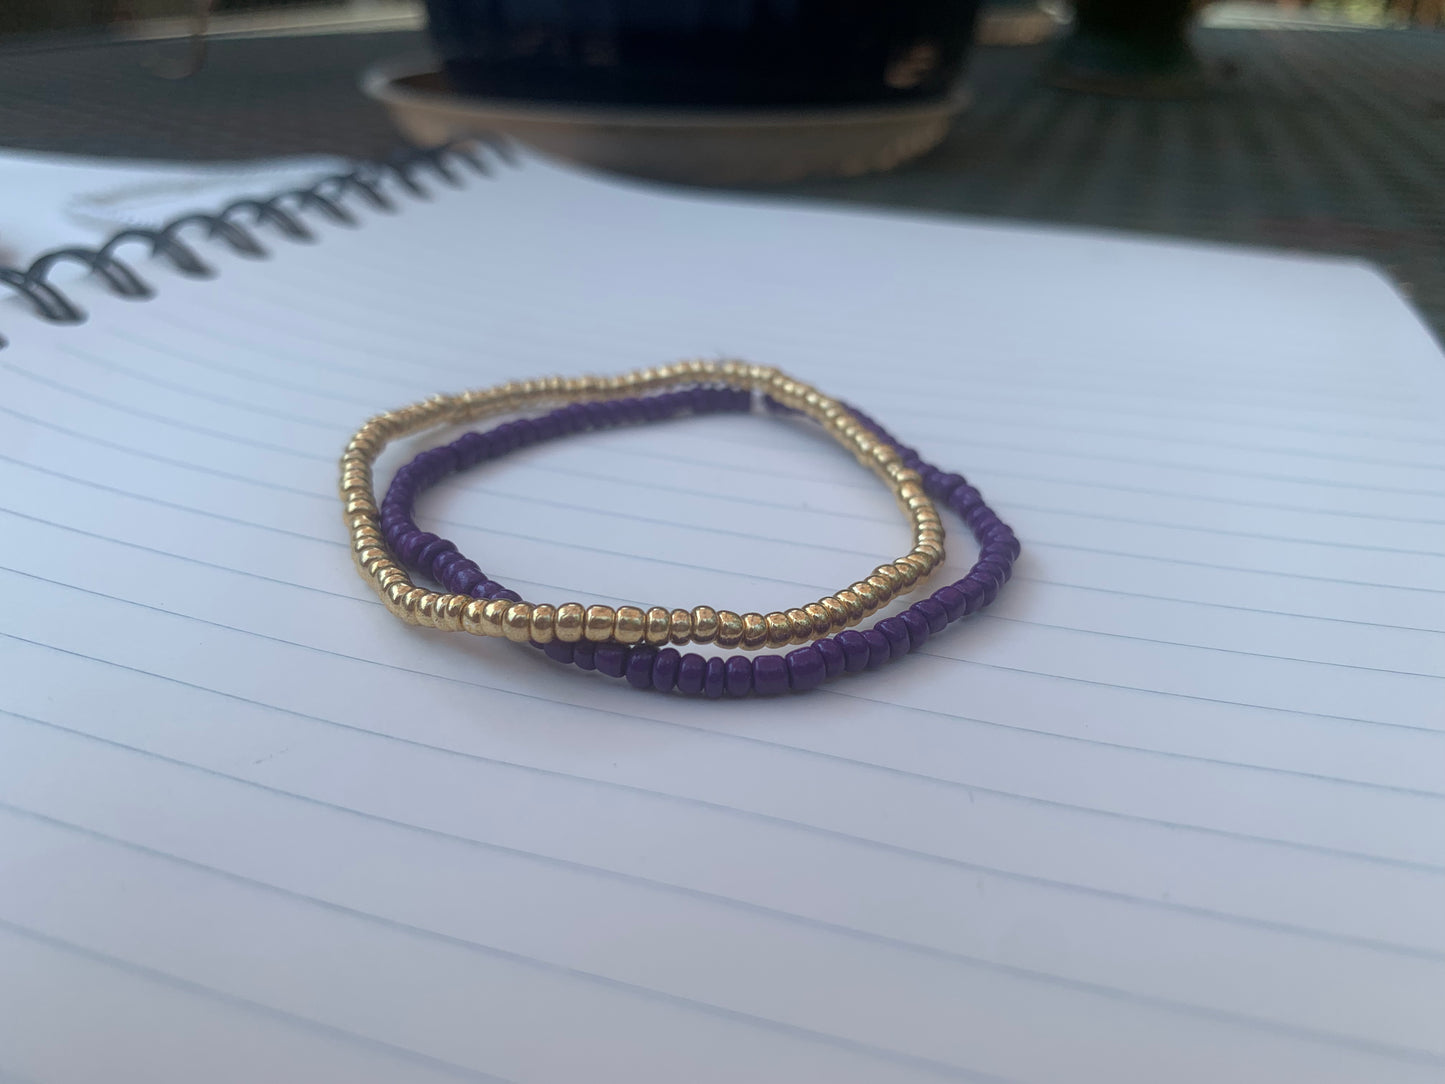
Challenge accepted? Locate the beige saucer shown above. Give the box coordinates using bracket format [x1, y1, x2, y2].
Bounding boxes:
[362, 56, 968, 185]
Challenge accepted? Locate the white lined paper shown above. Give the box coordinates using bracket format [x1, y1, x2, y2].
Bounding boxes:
[1, 151, 1442, 1083]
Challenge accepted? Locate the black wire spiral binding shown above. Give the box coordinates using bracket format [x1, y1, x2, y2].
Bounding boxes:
[0, 140, 510, 346]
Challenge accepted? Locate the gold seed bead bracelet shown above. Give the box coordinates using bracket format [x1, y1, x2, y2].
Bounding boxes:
[341, 361, 946, 649]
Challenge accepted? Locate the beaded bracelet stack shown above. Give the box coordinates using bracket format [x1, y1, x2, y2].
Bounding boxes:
[340, 361, 1018, 698]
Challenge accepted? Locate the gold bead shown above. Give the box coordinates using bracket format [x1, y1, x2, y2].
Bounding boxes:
[904, 552, 936, 575]
[503, 602, 534, 643]
[555, 603, 586, 642]
[872, 564, 903, 590]
[850, 581, 881, 611]
[787, 608, 816, 644]
[741, 612, 769, 649]
[415, 591, 445, 628]
[481, 598, 512, 636]
[669, 608, 693, 644]
[382, 580, 409, 613]
[361, 556, 393, 581]
[438, 593, 469, 632]
[893, 560, 920, 587]
[529, 603, 557, 644]
[645, 607, 672, 645]
[817, 596, 847, 628]
[865, 574, 893, 599]
[461, 599, 492, 636]
[691, 606, 720, 644]
[834, 590, 864, 621]
[614, 605, 646, 645]
[764, 611, 793, 648]
[584, 604, 617, 642]
[357, 546, 389, 568]
[400, 587, 428, 619]
[715, 610, 744, 648]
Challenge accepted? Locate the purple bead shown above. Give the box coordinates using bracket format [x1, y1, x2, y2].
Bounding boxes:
[933, 584, 967, 621]
[724, 656, 753, 698]
[454, 431, 488, 465]
[754, 654, 789, 695]
[595, 644, 628, 678]
[493, 588, 522, 604]
[703, 657, 727, 699]
[626, 646, 656, 689]
[428, 444, 460, 473]
[782, 647, 823, 692]
[543, 640, 576, 663]
[914, 596, 948, 634]
[966, 572, 1000, 607]
[415, 536, 456, 573]
[877, 617, 910, 658]
[434, 565, 466, 593]
[980, 557, 1014, 584]
[964, 506, 995, 533]
[935, 472, 967, 498]
[433, 554, 467, 586]
[677, 653, 707, 695]
[397, 530, 436, 566]
[815, 638, 846, 679]
[433, 549, 466, 573]
[957, 577, 988, 615]
[979, 542, 1013, 563]
[652, 648, 681, 692]
[950, 486, 983, 514]
[899, 608, 931, 650]
[384, 523, 413, 552]
[862, 628, 890, 669]
[451, 567, 486, 595]
[970, 561, 1005, 590]
[836, 630, 871, 673]
[573, 642, 598, 671]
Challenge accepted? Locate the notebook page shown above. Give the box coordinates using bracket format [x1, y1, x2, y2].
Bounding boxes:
[0, 152, 1442, 1084]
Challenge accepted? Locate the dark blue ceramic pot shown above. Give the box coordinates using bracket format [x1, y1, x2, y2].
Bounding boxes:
[424, 0, 983, 107]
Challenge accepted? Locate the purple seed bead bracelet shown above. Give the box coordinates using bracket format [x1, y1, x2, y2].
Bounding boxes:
[379, 385, 1019, 698]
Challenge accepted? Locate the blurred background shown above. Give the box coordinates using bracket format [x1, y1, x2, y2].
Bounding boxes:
[1, 0, 1442, 335]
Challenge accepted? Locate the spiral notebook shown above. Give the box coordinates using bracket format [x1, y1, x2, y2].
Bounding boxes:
[1, 144, 1443, 1084]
